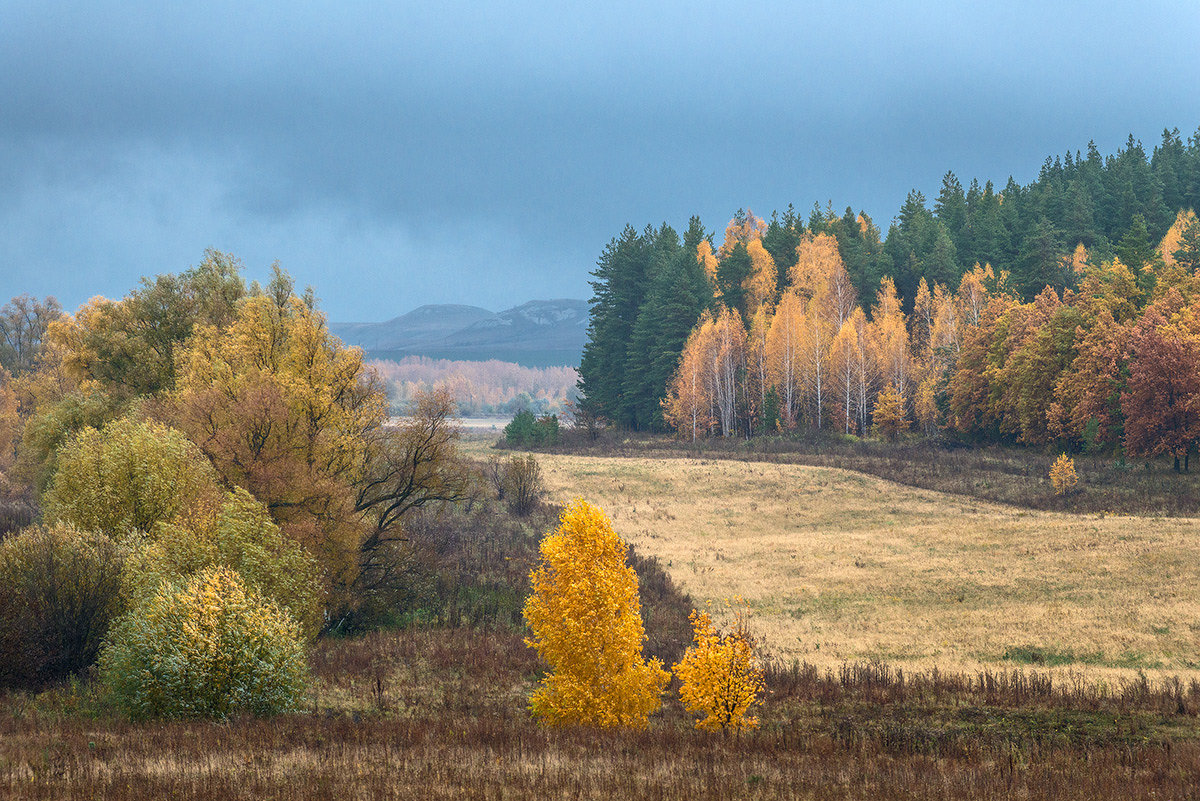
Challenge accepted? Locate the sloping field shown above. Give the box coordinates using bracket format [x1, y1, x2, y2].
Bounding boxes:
[536, 453, 1200, 681]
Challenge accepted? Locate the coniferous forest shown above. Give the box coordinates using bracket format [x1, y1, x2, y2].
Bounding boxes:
[579, 128, 1200, 467]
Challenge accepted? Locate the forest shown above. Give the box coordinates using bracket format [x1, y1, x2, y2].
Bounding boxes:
[580, 128, 1200, 468]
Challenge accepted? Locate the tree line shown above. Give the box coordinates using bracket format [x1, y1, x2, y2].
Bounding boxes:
[372, 355, 577, 418]
[579, 128, 1200, 467]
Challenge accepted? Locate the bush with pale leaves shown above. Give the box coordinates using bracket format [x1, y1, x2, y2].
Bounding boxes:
[43, 415, 219, 538]
[100, 567, 307, 719]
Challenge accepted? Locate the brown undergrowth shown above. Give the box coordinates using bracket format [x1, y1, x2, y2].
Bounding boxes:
[4, 629, 1200, 800]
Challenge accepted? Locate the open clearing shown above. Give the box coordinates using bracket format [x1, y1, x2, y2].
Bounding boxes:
[534, 452, 1200, 681]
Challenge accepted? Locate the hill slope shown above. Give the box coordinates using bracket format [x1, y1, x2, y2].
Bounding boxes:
[330, 299, 588, 367]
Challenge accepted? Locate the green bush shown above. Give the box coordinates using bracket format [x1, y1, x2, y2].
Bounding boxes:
[0, 524, 126, 689]
[100, 566, 307, 719]
[125, 488, 326, 640]
[43, 414, 220, 538]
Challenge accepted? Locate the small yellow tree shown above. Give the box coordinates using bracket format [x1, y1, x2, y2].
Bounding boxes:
[872, 382, 908, 442]
[523, 500, 670, 728]
[674, 608, 764, 733]
[1050, 453, 1078, 495]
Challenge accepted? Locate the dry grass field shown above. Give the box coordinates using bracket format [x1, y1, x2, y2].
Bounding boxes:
[7, 629, 1200, 800]
[533, 452, 1200, 681]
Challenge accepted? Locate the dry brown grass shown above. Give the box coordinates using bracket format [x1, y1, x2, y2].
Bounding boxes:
[5, 629, 1200, 800]
[535, 453, 1200, 682]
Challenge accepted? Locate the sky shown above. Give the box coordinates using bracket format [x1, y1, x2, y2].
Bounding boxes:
[2, 1, 1199, 321]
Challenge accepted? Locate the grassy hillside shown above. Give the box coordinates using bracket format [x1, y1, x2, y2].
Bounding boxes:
[536, 453, 1200, 680]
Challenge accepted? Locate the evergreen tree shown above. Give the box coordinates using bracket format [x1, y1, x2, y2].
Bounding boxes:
[716, 242, 752, 320]
[578, 225, 651, 425]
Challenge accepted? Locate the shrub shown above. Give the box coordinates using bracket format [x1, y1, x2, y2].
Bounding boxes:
[504, 454, 544, 516]
[100, 566, 307, 719]
[0, 524, 126, 689]
[674, 608, 764, 733]
[125, 488, 326, 640]
[1050, 453, 1079, 495]
[504, 410, 560, 447]
[43, 414, 220, 538]
[523, 500, 670, 728]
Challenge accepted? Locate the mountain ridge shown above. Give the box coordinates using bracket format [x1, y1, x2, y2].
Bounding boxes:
[330, 299, 589, 368]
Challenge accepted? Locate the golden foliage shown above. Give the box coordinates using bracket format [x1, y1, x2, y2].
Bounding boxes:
[169, 294, 387, 590]
[872, 382, 908, 441]
[662, 314, 716, 441]
[674, 607, 764, 733]
[696, 240, 719, 287]
[1160, 209, 1198, 269]
[957, 263, 993, 327]
[523, 500, 669, 729]
[1069, 243, 1090, 274]
[744, 239, 777, 310]
[1049, 453, 1078, 496]
[746, 305, 772, 425]
[100, 566, 307, 720]
[126, 488, 326, 640]
[827, 316, 859, 434]
[790, 232, 843, 302]
[43, 415, 221, 538]
[914, 374, 941, 436]
[766, 291, 805, 427]
[717, 210, 766, 260]
[870, 278, 912, 405]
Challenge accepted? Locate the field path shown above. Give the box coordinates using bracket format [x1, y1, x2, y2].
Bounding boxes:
[536, 452, 1200, 680]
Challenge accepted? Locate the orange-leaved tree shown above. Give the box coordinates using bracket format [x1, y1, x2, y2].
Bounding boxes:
[523, 500, 669, 728]
[674, 608, 764, 733]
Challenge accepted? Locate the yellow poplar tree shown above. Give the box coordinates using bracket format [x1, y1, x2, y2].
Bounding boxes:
[789, 232, 842, 302]
[696, 240, 719, 289]
[744, 239, 778, 310]
[873, 382, 908, 441]
[662, 313, 715, 441]
[1160, 209, 1197, 269]
[870, 277, 912, 408]
[717, 210, 767, 260]
[523, 500, 669, 729]
[766, 290, 805, 427]
[747, 304, 772, 426]
[1050, 453, 1078, 496]
[957, 263, 994, 327]
[828, 318, 858, 434]
[674, 609, 764, 733]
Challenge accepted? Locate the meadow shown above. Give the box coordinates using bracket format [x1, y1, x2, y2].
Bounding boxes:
[535, 451, 1200, 681]
[6, 442, 1200, 799]
[6, 627, 1200, 800]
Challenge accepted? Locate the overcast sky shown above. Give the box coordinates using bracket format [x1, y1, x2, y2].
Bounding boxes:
[2, 1, 1199, 321]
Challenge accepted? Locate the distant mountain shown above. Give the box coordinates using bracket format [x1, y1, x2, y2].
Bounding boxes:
[330, 299, 589, 368]
[330, 304, 494, 352]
